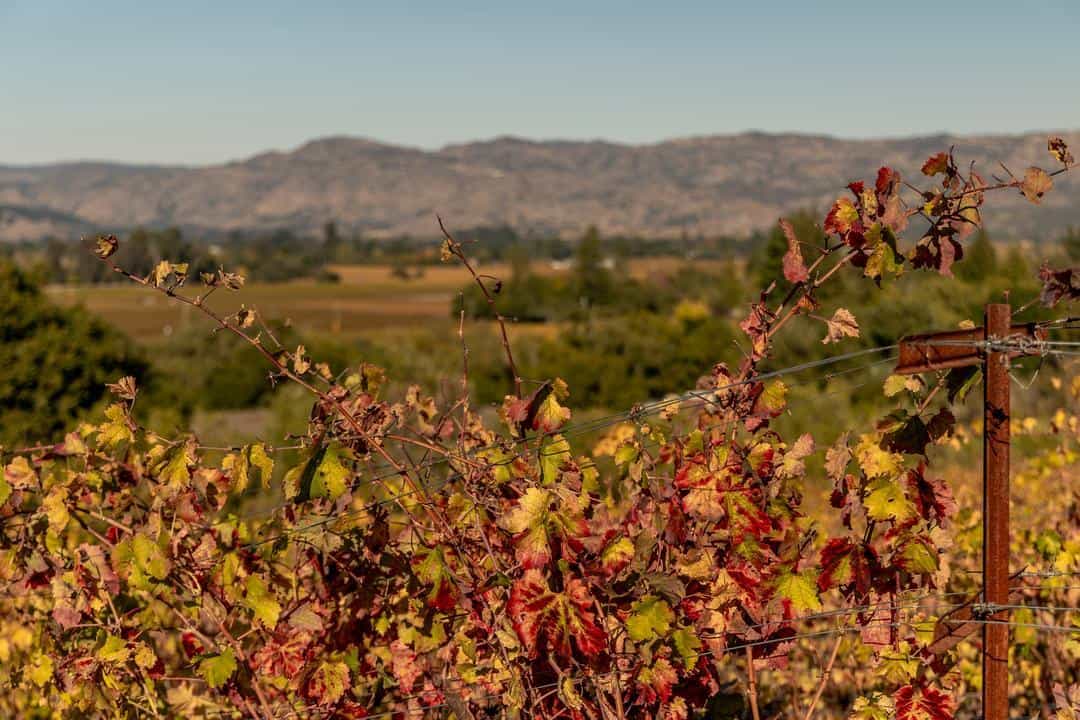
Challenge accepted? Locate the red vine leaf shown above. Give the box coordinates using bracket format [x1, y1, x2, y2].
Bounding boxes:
[824, 197, 860, 237]
[894, 683, 954, 720]
[920, 152, 950, 177]
[598, 536, 635, 578]
[637, 657, 678, 704]
[304, 660, 351, 706]
[499, 487, 587, 569]
[906, 464, 957, 525]
[508, 569, 606, 659]
[412, 546, 459, 611]
[779, 219, 809, 283]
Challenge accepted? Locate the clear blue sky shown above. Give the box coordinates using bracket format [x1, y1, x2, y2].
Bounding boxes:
[2, 0, 1077, 165]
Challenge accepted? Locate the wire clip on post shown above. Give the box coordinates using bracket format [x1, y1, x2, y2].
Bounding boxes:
[894, 322, 1046, 375]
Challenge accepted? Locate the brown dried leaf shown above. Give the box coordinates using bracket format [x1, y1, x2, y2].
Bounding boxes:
[106, 376, 138, 401]
[93, 234, 119, 259]
[292, 345, 311, 375]
[1048, 136, 1074, 166]
[822, 308, 859, 344]
[1021, 167, 1053, 204]
[236, 306, 256, 329]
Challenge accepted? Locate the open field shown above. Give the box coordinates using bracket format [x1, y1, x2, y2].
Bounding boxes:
[47, 257, 732, 342]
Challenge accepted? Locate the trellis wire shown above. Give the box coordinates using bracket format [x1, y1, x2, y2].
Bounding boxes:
[241, 348, 902, 548]
[257, 613, 1080, 720]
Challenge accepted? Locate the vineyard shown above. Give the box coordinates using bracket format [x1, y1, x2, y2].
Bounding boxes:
[1, 141, 1079, 720]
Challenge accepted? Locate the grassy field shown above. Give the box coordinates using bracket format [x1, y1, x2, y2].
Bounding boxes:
[47, 258, 730, 342]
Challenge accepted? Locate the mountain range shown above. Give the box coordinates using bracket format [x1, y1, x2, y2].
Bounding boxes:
[1, 130, 1077, 243]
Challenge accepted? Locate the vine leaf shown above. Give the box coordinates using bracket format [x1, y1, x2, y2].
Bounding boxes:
[818, 538, 877, 599]
[93, 234, 119, 259]
[824, 197, 860, 236]
[865, 238, 902, 281]
[945, 366, 982, 404]
[599, 536, 635, 578]
[533, 378, 572, 433]
[244, 575, 282, 629]
[508, 569, 605, 659]
[825, 433, 852, 482]
[96, 634, 131, 664]
[500, 487, 587, 569]
[637, 657, 678, 704]
[626, 595, 675, 642]
[306, 660, 351, 705]
[864, 477, 916, 522]
[773, 569, 822, 613]
[505, 379, 573, 437]
[309, 445, 350, 501]
[894, 683, 954, 720]
[412, 546, 458, 611]
[501, 487, 554, 569]
[855, 435, 903, 479]
[747, 380, 788, 431]
[894, 535, 939, 576]
[199, 649, 237, 689]
[907, 465, 957, 525]
[223, 443, 274, 494]
[780, 219, 809, 283]
[921, 152, 950, 177]
[1021, 167, 1053, 204]
[539, 435, 572, 484]
[883, 375, 923, 398]
[778, 433, 815, 479]
[285, 444, 351, 502]
[130, 533, 171, 581]
[671, 627, 702, 671]
[97, 404, 135, 447]
[1048, 136, 1074, 166]
[822, 308, 860, 344]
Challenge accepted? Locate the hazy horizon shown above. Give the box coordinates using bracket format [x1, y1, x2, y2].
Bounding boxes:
[5, 127, 1079, 169]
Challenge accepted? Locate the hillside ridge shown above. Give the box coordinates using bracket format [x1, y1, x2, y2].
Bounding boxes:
[2, 130, 1077, 242]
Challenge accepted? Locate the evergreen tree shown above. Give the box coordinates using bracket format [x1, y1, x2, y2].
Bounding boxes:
[0, 262, 148, 446]
[573, 225, 614, 307]
[956, 229, 997, 281]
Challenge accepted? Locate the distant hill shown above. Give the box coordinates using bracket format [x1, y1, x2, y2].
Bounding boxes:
[1, 131, 1077, 243]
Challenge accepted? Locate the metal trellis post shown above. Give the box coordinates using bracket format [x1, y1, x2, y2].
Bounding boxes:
[982, 303, 1010, 720]
[895, 301, 1045, 720]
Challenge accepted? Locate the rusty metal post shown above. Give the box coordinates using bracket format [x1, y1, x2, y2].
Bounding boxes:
[897, 303, 1034, 719]
[983, 303, 1011, 720]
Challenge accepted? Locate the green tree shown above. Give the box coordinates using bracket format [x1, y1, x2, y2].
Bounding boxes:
[955, 229, 997, 282]
[572, 225, 614, 308]
[323, 221, 342, 261]
[0, 261, 148, 446]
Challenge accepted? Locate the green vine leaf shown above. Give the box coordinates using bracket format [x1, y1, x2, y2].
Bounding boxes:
[773, 569, 822, 613]
[626, 595, 674, 643]
[199, 649, 237, 689]
[244, 575, 282, 629]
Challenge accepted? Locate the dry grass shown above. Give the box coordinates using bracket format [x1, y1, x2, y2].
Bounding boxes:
[47, 258, 728, 342]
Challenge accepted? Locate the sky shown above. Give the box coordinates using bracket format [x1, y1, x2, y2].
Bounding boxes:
[1, 0, 1078, 165]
